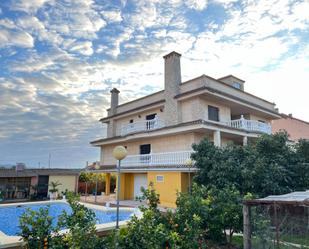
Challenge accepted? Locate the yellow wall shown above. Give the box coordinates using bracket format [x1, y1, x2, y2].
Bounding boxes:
[147, 172, 183, 208]
[48, 175, 77, 194]
[118, 173, 134, 200]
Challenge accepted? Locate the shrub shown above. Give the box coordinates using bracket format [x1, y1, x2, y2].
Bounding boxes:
[19, 206, 57, 249]
[19, 192, 104, 249]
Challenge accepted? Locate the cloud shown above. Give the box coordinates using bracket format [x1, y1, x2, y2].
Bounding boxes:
[0, 0, 308, 167]
[0, 28, 34, 48]
[185, 0, 208, 11]
[101, 10, 123, 23]
[9, 0, 51, 13]
[69, 41, 94, 56]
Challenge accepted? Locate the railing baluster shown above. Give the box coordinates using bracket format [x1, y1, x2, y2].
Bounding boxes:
[225, 118, 271, 134]
[121, 151, 193, 168]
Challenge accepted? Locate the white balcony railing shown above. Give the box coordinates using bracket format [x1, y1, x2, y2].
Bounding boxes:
[120, 118, 165, 136]
[225, 116, 271, 134]
[121, 151, 193, 168]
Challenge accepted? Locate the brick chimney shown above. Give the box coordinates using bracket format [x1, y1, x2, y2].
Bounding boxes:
[163, 51, 182, 126]
[110, 88, 119, 115]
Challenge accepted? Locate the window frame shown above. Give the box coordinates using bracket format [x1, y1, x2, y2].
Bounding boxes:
[208, 105, 220, 122]
[156, 175, 164, 183]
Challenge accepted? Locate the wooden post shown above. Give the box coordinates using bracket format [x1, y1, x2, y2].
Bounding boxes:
[274, 203, 280, 249]
[243, 204, 251, 249]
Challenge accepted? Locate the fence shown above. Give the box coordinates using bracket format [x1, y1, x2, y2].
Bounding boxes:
[244, 200, 309, 249]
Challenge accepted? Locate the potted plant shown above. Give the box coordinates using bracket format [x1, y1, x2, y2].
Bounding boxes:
[61, 189, 69, 200]
[49, 181, 61, 200]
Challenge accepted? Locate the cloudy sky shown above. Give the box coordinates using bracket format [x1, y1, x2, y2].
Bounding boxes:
[0, 0, 308, 168]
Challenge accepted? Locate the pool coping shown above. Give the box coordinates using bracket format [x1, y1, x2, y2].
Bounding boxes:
[0, 200, 139, 249]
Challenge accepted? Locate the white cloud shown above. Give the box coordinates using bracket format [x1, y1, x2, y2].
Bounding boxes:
[43, 1, 106, 40]
[69, 41, 94, 56]
[185, 0, 208, 11]
[10, 0, 52, 13]
[101, 10, 123, 23]
[0, 29, 34, 48]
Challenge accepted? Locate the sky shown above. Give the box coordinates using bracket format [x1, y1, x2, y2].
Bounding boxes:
[0, 0, 308, 168]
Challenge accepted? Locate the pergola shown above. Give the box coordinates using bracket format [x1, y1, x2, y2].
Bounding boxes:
[243, 191, 309, 249]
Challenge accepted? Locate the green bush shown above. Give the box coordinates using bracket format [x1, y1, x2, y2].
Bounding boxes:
[19, 206, 57, 249]
[19, 192, 104, 249]
[106, 183, 206, 249]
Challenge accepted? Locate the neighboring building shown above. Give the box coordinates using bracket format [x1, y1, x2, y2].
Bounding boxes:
[91, 51, 281, 207]
[0, 168, 80, 201]
[272, 114, 309, 141]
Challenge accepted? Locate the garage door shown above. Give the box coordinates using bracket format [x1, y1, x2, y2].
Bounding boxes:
[134, 174, 148, 198]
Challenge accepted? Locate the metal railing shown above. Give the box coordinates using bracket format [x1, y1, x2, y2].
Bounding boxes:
[121, 151, 193, 167]
[225, 116, 271, 134]
[120, 118, 165, 136]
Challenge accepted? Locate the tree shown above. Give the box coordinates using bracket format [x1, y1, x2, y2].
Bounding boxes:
[57, 192, 101, 249]
[19, 206, 58, 249]
[206, 186, 243, 244]
[107, 183, 207, 249]
[19, 192, 104, 249]
[192, 132, 309, 198]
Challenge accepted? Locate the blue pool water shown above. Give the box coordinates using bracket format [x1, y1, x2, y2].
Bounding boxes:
[0, 202, 133, 236]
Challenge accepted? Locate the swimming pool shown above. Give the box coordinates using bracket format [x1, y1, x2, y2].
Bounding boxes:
[0, 201, 134, 236]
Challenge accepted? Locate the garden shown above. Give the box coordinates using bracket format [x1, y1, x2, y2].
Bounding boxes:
[18, 132, 309, 248]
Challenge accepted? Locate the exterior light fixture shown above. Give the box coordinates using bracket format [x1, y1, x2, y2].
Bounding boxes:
[112, 145, 128, 229]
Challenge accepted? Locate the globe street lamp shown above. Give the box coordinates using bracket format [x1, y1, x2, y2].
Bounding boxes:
[94, 162, 100, 203]
[112, 145, 128, 229]
[185, 158, 193, 194]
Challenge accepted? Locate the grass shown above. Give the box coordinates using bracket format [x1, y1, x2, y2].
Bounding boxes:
[280, 234, 309, 246]
[230, 234, 309, 249]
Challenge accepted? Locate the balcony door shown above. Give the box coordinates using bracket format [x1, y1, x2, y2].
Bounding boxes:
[140, 144, 151, 165]
[146, 113, 157, 130]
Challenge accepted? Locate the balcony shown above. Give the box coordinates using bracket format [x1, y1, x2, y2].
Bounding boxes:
[121, 151, 193, 168]
[120, 118, 165, 136]
[225, 116, 271, 134]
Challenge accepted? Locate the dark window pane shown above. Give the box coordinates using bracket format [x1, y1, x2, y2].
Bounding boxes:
[208, 105, 219, 121]
[140, 144, 151, 154]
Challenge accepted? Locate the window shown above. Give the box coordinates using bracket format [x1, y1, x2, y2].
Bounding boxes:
[146, 113, 157, 120]
[232, 82, 241, 89]
[146, 113, 157, 129]
[129, 119, 134, 123]
[208, 105, 219, 121]
[140, 144, 151, 154]
[156, 175, 164, 183]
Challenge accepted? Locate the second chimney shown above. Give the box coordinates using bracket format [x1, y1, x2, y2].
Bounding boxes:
[110, 88, 120, 115]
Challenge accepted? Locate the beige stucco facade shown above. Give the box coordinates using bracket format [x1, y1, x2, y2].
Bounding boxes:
[91, 51, 281, 207]
[48, 175, 78, 194]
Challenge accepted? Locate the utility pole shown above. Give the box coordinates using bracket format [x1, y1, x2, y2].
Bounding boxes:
[48, 153, 51, 168]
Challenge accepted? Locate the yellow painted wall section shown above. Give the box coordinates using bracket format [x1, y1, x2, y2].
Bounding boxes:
[48, 175, 77, 194]
[118, 173, 134, 200]
[147, 172, 182, 208]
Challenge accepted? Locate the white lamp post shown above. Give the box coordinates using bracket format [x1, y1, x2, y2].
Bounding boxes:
[112, 146, 128, 229]
[185, 158, 193, 194]
[94, 162, 100, 203]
